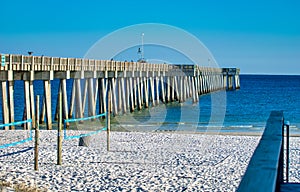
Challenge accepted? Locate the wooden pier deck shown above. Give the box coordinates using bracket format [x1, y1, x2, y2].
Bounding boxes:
[0, 54, 240, 130]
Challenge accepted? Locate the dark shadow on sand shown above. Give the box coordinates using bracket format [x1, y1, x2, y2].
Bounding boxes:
[0, 147, 33, 158]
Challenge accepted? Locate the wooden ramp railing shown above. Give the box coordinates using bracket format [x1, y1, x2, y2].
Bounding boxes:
[237, 111, 285, 192]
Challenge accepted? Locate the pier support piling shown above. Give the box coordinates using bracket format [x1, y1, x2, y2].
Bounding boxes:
[29, 81, 35, 128]
[24, 81, 31, 129]
[40, 97, 46, 124]
[129, 77, 134, 111]
[69, 81, 76, 118]
[61, 79, 69, 126]
[44, 80, 52, 130]
[111, 78, 118, 116]
[75, 79, 83, 119]
[8, 81, 15, 129]
[88, 78, 95, 117]
[1, 81, 9, 130]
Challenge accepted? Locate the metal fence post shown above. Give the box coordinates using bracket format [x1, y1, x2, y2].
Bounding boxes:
[285, 121, 290, 183]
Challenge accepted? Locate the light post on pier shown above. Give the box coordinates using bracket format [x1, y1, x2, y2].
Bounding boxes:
[137, 33, 145, 63]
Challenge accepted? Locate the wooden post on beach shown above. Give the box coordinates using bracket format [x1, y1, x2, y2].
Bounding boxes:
[57, 92, 63, 165]
[34, 95, 40, 171]
[106, 78, 111, 151]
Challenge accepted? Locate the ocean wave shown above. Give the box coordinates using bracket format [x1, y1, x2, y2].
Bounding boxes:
[228, 125, 254, 128]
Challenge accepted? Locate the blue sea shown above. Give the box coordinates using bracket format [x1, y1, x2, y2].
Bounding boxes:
[1, 75, 300, 133]
[115, 75, 300, 133]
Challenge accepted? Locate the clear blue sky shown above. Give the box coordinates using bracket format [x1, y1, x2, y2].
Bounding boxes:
[0, 0, 299, 74]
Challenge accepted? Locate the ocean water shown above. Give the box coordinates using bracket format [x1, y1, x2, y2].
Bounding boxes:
[224, 75, 300, 132]
[1, 75, 300, 133]
[114, 75, 300, 133]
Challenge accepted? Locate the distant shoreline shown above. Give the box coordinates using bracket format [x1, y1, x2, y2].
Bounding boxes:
[240, 73, 300, 76]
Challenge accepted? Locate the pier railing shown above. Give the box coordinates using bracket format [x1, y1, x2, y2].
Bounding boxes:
[237, 111, 290, 192]
[0, 54, 232, 75]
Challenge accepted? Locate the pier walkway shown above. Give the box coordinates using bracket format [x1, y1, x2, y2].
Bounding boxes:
[0, 54, 240, 130]
[237, 111, 300, 192]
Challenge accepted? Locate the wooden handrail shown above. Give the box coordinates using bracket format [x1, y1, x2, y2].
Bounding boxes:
[237, 111, 284, 192]
[0, 54, 238, 75]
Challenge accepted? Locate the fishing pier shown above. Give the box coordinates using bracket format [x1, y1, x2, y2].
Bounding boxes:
[0, 54, 240, 130]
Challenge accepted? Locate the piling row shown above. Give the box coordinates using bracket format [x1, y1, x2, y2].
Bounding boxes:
[0, 54, 240, 130]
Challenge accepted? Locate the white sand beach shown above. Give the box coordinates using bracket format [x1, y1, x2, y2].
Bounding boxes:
[0, 130, 299, 191]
